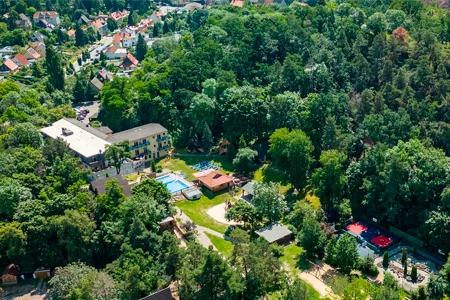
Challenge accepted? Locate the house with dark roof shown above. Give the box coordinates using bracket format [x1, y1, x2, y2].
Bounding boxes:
[255, 223, 292, 244]
[78, 14, 90, 25]
[90, 77, 104, 92]
[2, 264, 20, 285]
[30, 32, 46, 43]
[90, 174, 134, 197]
[120, 53, 139, 71]
[139, 287, 174, 300]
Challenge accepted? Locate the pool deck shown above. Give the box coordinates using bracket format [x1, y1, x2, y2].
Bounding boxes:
[156, 173, 193, 194]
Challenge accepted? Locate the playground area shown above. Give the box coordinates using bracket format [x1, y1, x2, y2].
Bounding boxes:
[345, 221, 397, 252]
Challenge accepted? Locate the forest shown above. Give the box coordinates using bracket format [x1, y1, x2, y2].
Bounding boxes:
[2, 0, 450, 298]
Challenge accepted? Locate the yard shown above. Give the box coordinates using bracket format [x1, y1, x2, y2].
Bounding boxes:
[157, 155, 234, 181]
[254, 164, 291, 194]
[175, 190, 232, 234]
[205, 233, 234, 258]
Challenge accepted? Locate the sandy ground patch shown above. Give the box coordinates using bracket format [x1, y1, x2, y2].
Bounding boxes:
[206, 203, 243, 225]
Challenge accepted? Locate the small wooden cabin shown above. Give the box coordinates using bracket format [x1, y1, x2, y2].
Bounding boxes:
[2, 264, 20, 285]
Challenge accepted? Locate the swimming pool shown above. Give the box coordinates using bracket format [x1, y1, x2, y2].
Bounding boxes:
[156, 174, 190, 194]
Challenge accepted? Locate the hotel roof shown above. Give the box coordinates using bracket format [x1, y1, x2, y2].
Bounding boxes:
[106, 123, 168, 143]
[40, 118, 110, 158]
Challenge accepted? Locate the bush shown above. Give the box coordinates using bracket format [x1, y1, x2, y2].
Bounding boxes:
[151, 160, 156, 172]
[360, 256, 378, 276]
[411, 265, 418, 281]
[402, 248, 408, 265]
[404, 260, 408, 277]
[383, 251, 389, 268]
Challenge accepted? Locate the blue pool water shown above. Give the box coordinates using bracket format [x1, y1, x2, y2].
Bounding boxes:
[156, 175, 189, 193]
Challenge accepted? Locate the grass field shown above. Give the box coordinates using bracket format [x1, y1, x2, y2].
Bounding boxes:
[205, 233, 234, 258]
[254, 164, 291, 194]
[175, 189, 232, 234]
[158, 155, 234, 181]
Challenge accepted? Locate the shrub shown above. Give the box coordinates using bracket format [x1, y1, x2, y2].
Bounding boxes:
[404, 260, 408, 277]
[402, 248, 408, 265]
[383, 251, 389, 268]
[151, 160, 156, 172]
[360, 256, 378, 276]
[411, 266, 418, 281]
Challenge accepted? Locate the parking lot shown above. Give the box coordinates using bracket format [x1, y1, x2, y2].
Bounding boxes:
[72, 101, 101, 124]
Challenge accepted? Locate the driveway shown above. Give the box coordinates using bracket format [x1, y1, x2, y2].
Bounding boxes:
[72, 35, 114, 73]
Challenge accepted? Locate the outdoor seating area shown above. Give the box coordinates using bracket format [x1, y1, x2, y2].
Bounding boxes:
[191, 161, 221, 171]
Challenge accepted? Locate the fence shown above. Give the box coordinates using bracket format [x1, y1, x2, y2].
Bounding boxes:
[389, 226, 424, 247]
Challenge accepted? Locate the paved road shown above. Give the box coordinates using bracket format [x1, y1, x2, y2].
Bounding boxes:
[72, 35, 114, 73]
[176, 207, 219, 250]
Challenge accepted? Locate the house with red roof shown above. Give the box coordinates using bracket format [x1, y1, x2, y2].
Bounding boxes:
[231, 0, 244, 7]
[0, 59, 18, 74]
[104, 46, 127, 60]
[120, 53, 139, 71]
[109, 10, 129, 25]
[33, 11, 60, 27]
[91, 18, 108, 36]
[193, 169, 234, 192]
[31, 42, 46, 58]
[12, 54, 29, 67]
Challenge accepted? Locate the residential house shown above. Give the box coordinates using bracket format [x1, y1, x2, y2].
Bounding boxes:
[104, 46, 127, 60]
[78, 14, 90, 25]
[33, 11, 60, 27]
[0, 59, 18, 74]
[0, 46, 14, 58]
[120, 53, 139, 71]
[90, 68, 113, 91]
[231, 0, 244, 6]
[67, 29, 76, 39]
[12, 54, 29, 67]
[113, 32, 132, 47]
[122, 34, 137, 48]
[25, 48, 41, 61]
[255, 223, 292, 244]
[193, 169, 233, 192]
[90, 77, 104, 92]
[91, 18, 108, 36]
[31, 42, 46, 58]
[2, 264, 20, 285]
[29, 32, 46, 43]
[98, 68, 114, 82]
[149, 11, 164, 24]
[109, 10, 129, 25]
[17, 13, 32, 29]
[40, 118, 172, 170]
[182, 2, 203, 11]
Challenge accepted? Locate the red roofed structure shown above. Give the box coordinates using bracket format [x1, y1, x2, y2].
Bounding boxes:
[2, 264, 20, 284]
[193, 169, 234, 192]
[120, 53, 139, 71]
[0, 59, 19, 74]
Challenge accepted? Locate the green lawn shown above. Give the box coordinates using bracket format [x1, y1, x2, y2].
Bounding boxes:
[280, 243, 308, 275]
[254, 164, 291, 194]
[158, 156, 234, 181]
[205, 233, 234, 258]
[175, 189, 232, 234]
